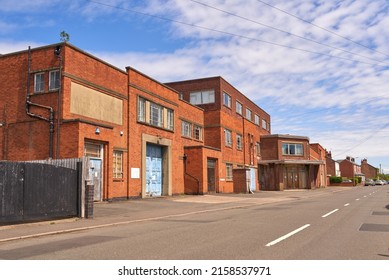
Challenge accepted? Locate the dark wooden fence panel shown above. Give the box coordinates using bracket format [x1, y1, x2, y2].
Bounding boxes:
[0, 161, 81, 224]
[0, 162, 24, 223]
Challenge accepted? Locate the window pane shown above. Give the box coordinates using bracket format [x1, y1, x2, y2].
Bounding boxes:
[296, 144, 303, 155]
[223, 92, 231, 107]
[225, 129, 232, 146]
[237, 134, 242, 150]
[262, 119, 267, 129]
[190, 92, 201, 105]
[150, 103, 163, 127]
[49, 70, 60, 90]
[181, 121, 192, 137]
[226, 163, 233, 180]
[34, 73, 44, 92]
[282, 143, 289, 155]
[246, 108, 252, 120]
[202, 90, 215, 104]
[236, 101, 242, 114]
[137, 97, 146, 122]
[113, 151, 123, 179]
[255, 115, 260, 125]
[194, 125, 202, 140]
[167, 109, 174, 131]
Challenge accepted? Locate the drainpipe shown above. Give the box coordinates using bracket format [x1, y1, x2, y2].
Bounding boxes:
[55, 45, 63, 159]
[25, 46, 55, 158]
[183, 154, 201, 195]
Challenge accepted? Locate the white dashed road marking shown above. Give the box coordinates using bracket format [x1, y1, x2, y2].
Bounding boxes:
[266, 224, 311, 247]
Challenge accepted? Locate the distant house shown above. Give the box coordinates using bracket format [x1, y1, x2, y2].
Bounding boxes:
[258, 134, 326, 190]
[338, 156, 365, 185]
[360, 159, 378, 179]
[326, 150, 341, 179]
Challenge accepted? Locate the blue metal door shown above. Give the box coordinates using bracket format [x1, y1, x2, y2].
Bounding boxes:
[146, 144, 163, 197]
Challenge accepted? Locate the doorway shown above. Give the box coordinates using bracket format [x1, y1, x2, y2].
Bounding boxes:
[207, 158, 217, 192]
[84, 142, 103, 201]
[284, 165, 307, 189]
[145, 144, 163, 197]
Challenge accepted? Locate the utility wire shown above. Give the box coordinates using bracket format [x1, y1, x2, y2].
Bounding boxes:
[255, 0, 389, 59]
[86, 0, 387, 67]
[189, 0, 389, 66]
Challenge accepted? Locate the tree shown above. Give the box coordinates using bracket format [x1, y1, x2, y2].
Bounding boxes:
[60, 31, 70, 42]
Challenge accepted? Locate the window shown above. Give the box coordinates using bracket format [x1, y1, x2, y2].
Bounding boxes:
[226, 163, 233, 181]
[246, 108, 252, 121]
[256, 142, 261, 156]
[113, 150, 123, 179]
[181, 121, 192, 138]
[262, 119, 267, 130]
[189, 90, 215, 105]
[223, 92, 231, 108]
[150, 103, 163, 127]
[224, 129, 232, 147]
[194, 125, 202, 140]
[282, 143, 303, 155]
[167, 109, 174, 131]
[236, 134, 242, 150]
[137, 97, 146, 122]
[255, 114, 260, 125]
[49, 70, 60, 90]
[34, 73, 44, 93]
[236, 101, 242, 115]
[138, 97, 174, 131]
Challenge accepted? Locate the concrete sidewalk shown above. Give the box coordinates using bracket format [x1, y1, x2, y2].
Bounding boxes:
[0, 187, 351, 243]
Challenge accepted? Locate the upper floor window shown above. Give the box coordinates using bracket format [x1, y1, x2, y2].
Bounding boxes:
[282, 143, 303, 156]
[223, 92, 231, 108]
[167, 109, 174, 131]
[49, 70, 60, 91]
[190, 90, 215, 105]
[262, 119, 267, 130]
[137, 96, 174, 131]
[34, 73, 44, 93]
[246, 108, 252, 121]
[194, 125, 202, 140]
[150, 103, 163, 128]
[224, 129, 232, 147]
[255, 114, 260, 125]
[236, 101, 243, 115]
[236, 134, 243, 150]
[181, 121, 192, 138]
[256, 142, 261, 156]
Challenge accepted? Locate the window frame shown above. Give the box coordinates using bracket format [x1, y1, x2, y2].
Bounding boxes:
[236, 134, 243, 150]
[194, 125, 202, 140]
[224, 128, 232, 147]
[282, 143, 304, 156]
[113, 150, 123, 179]
[223, 91, 231, 108]
[262, 119, 267, 130]
[246, 108, 252, 121]
[226, 163, 233, 181]
[34, 72, 44, 93]
[189, 90, 215, 105]
[181, 121, 192, 138]
[236, 101, 243, 115]
[255, 114, 260, 125]
[49, 70, 60, 91]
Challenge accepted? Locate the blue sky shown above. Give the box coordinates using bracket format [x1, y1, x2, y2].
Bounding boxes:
[1, 0, 389, 173]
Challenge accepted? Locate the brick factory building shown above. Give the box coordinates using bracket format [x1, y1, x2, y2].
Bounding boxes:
[0, 42, 274, 200]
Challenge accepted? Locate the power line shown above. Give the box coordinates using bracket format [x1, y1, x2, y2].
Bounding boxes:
[189, 0, 389, 66]
[86, 0, 387, 67]
[255, 0, 389, 59]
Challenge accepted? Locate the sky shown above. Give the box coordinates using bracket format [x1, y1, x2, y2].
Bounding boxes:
[1, 0, 389, 173]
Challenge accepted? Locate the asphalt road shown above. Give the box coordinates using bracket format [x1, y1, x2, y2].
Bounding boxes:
[0, 186, 388, 259]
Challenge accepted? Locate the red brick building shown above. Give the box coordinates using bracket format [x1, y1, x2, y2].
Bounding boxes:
[166, 77, 271, 193]
[258, 135, 326, 190]
[338, 156, 365, 185]
[0, 43, 209, 200]
[360, 159, 378, 179]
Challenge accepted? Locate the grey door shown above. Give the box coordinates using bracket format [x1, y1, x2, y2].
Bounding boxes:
[89, 158, 102, 201]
